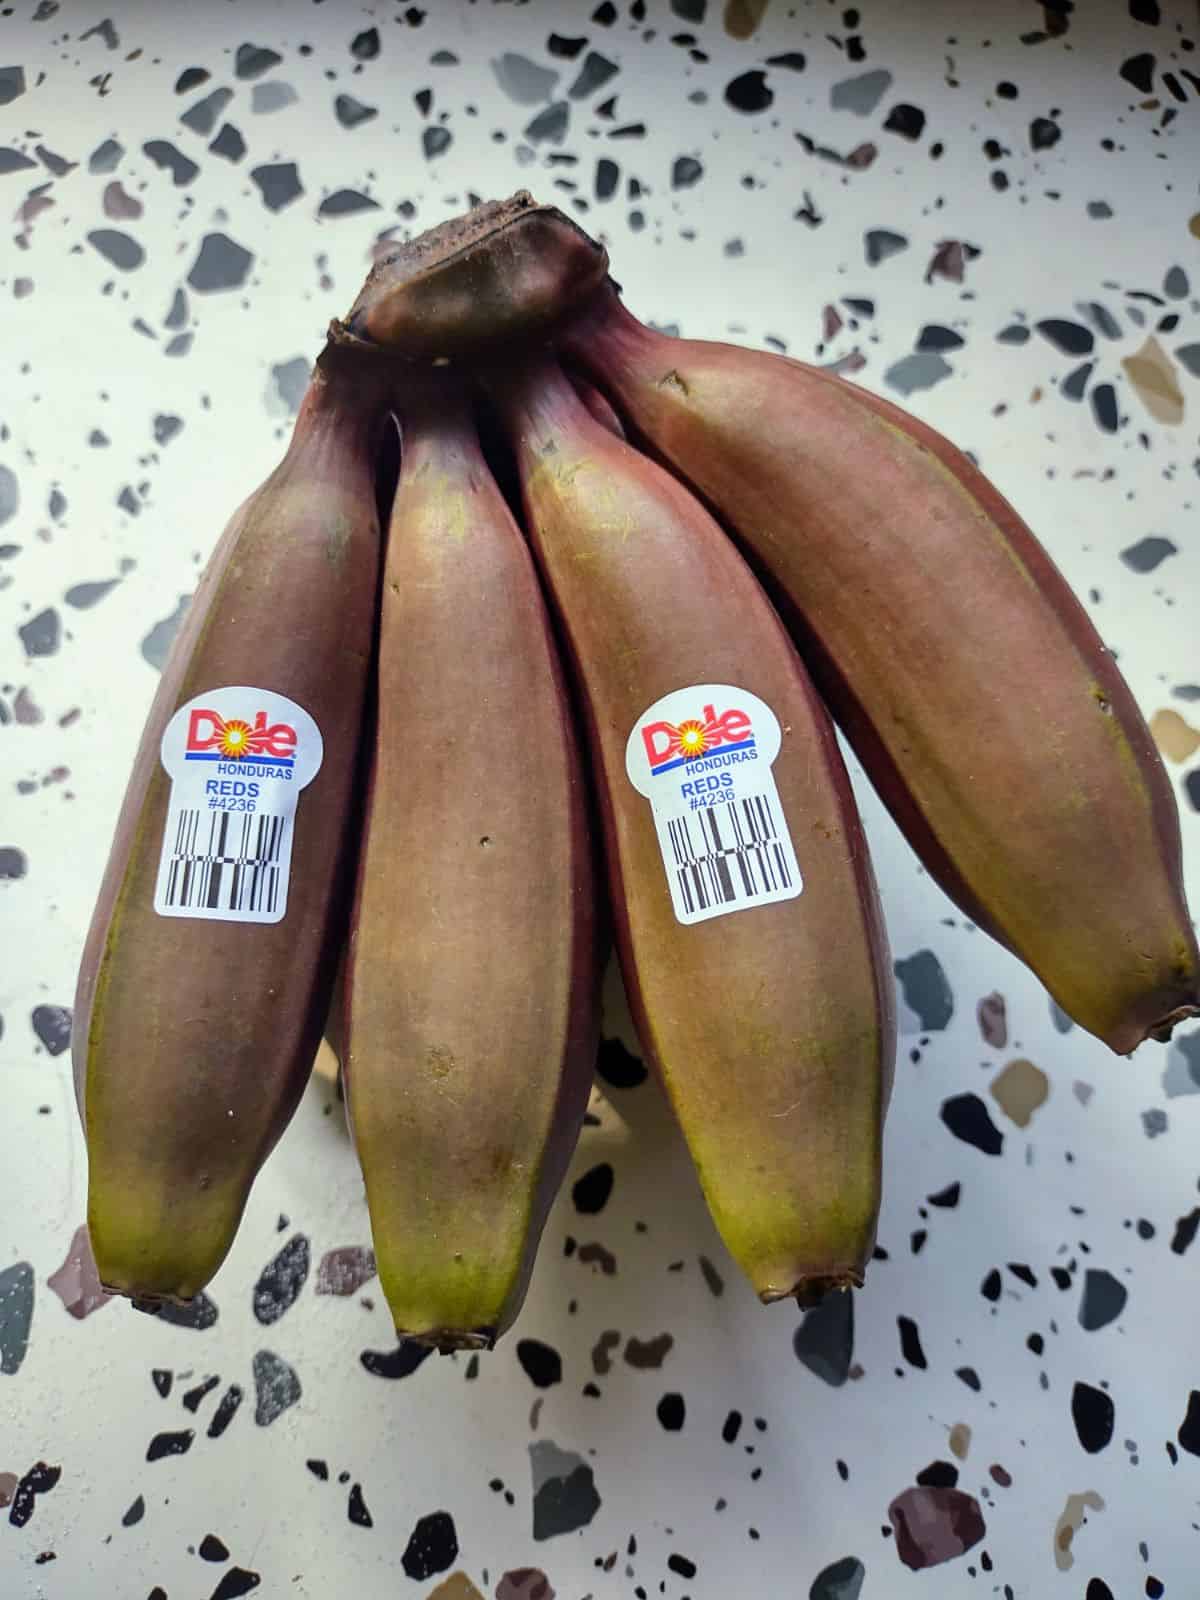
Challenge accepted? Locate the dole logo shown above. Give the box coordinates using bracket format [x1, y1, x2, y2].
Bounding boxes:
[642, 702, 754, 775]
[185, 707, 297, 766]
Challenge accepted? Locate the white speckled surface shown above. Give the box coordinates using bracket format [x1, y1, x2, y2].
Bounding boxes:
[2, 2, 1199, 1597]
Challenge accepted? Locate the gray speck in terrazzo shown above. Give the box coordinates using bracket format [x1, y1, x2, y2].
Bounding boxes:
[1162, 1030, 1200, 1097]
[250, 162, 303, 212]
[529, 1441, 601, 1540]
[165, 333, 194, 358]
[1119, 535, 1178, 573]
[1163, 265, 1188, 299]
[794, 1287, 854, 1386]
[80, 18, 119, 49]
[188, 233, 254, 292]
[252, 1234, 310, 1325]
[252, 81, 299, 114]
[153, 413, 184, 446]
[0, 148, 38, 175]
[0, 847, 27, 879]
[163, 289, 188, 330]
[87, 230, 145, 272]
[0, 464, 18, 524]
[524, 102, 569, 145]
[568, 52, 619, 100]
[1078, 1269, 1128, 1331]
[252, 1349, 301, 1425]
[491, 53, 560, 105]
[831, 69, 892, 115]
[268, 358, 310, 416]
[102, 181, 142, 221]
[0, 67, 27, 107]
[672, 156, 703, 188]
[809, 1555, 866, 1600]
[1175, 343, 1200, 378]
[87, 137, 123, 174]
[885, 353, 953, 396]
[1078, 301, 1122, 340]
[1141, 1107, 1168, 1138]
[31, 1004, 72, 1055]
[422, 128, 453, 159]
[180, 88, 234, 138]
[894, 949, 954, 1031]
[209, 123, 246, 163]
[141, 596, 190, 671]
[143, 139, 199, 187]
[19, 608, 61, 658]
[0, 1262, 34, 1375]
[65, 579, 119, 610]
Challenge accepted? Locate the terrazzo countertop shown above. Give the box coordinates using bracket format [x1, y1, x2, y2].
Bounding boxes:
[2, 1, 1200, 1596]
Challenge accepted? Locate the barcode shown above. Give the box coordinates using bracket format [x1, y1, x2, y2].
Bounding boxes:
[160, 808, 287, 916]
[666, 793, 793, 916]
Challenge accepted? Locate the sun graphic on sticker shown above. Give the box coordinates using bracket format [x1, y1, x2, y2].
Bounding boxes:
[676, 720, 708, 759]
[218, 719, 253, 758]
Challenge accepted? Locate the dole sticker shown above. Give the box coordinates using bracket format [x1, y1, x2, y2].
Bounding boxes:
[625, 683, 802, 926]
[153, 686, 324, 924]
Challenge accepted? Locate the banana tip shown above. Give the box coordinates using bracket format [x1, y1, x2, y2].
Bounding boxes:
[1145, 1003, 1200, 1048]
[761, 1271, 864, 1310]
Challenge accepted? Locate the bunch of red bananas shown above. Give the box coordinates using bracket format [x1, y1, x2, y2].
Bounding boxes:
[73, 195, 1198, 1351]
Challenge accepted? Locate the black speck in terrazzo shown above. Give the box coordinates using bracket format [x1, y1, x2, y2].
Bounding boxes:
[146, 1429, 194, 1462]
[725, 70, 774, 114]
[917, 1461, 959, 1489]
[572, 1163, 614, 1214]
[997, 323, 1031, 345]
[252, 1350, 301, 1425]
[1119, 535, 1176, 573]
[517, 1339, 562, 1389]
[672, 155, 703, 188]
[151, 1369, 172, 1398]
[140, 1291, 218, 1330]
[1030, 116, 1061, 150]
[306, 1458, 329, 1480]
[981, 1268, 1002, 1302]
[917, 324, 965, 352]
[252, 1234, 310, 1325]
[670, 0, 706, 20]
[250, 162, 303, 212]
[422, 126, 453, 160]
[1061, 362, 1094, 401]
[199, 1533, 229, 1562]
[657, 1392, 686, 1431]
[928, 1182, 961, 1208]
[1008, 1262, 1037, 1289]
[884, 103, 926, 140]
[143, 139, 198, 187]
[188, 233, 254, 293]
[1078, 1269, 1127, 1330]
[808, 1554, 866, 1600]
[596, 1035, 647, 1089]
[722, 1409, 742, 1443]
[941, 1094, 1004, 1156]
[209, 1569, 261, 1599]
[592, 0, 618, 22]
[142, 595, 190, 672]
[207, 122, 245, 162]
[1091, 382, 1120, 433]
[236, 43, 282, 80]
[624, 1332, 673, 1369]
[87, 229, 145, 272]
[31, 1004, 71, 1055]
[182, 1375, 220, 1413]
[897, 1315, 927, 1369]
[207, 1384, 243, 1439]
[347, 1483, 373, 1527]
[1072, 1381, 1115, 1453]
[7, 1463, 60, 1528]
[1170, 1207, 1199, 1254]
[864, 228, 908, 266]
[831, 68, 892, 115]
[698, 1254, 725, 1296]
[360, 1341, 434, 1379]
[175, 66, 210, 94]
[530, 1440, 601, 1540]
[793, 1287, 854, 1387]
[335, 94, 377, 130]
[1177, 1390, 1200, 1455]
[401, 1510, 458, 1579]
[1036, 318, 1095, 356]
[181, 88, 234, 138]
[1120, 52, 1156, 94]
[121, 1494, 144, 1527]
[0, 1262, 34, 1376]
[320, 188, 382, 219]
[668, 1554, 698, 1579]
[352, 27, 381, 59]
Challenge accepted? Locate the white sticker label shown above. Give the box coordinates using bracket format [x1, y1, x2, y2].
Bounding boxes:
[625, 684, 802, 926]
[154, 686, 324, 924]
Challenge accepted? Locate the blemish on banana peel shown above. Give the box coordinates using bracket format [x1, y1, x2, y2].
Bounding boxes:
[657, 368, 690, 397]
[325, 512, 352, 568]
[427, 1046, 455, 1079]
